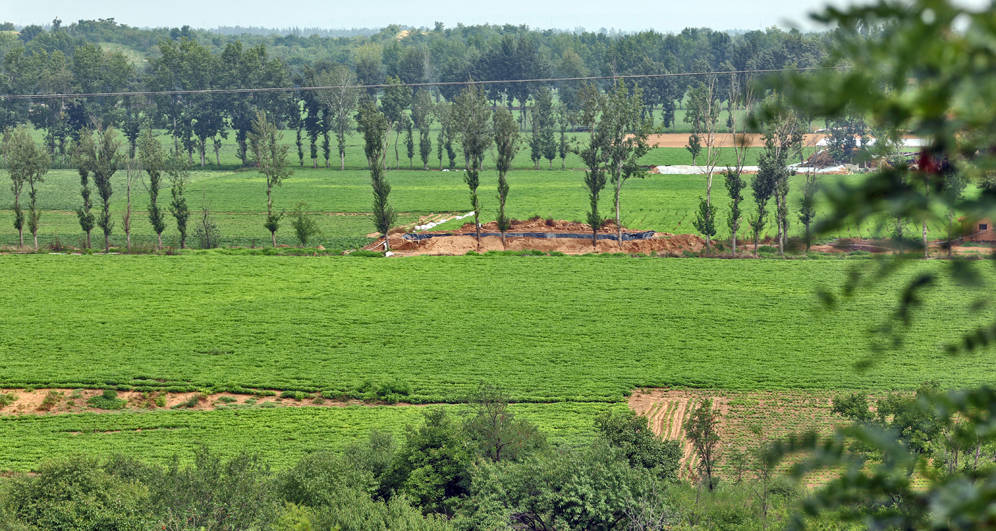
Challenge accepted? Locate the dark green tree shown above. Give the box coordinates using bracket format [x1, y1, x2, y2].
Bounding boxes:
[684, 399, 721, 491]
[356, 100, 395, 250]
[692, 197, 717, 251]
[383, 408, 472, 516]
[71, 131, 96, 249]
[166, 150, 190, 249]
[463, 384, 545, 463]
[595, 409, 681, 481]
[138, 128, 167, 250]
[411, 89, 434, 170]
[74, 127, 121, 251]
[724, 169, 746, 256]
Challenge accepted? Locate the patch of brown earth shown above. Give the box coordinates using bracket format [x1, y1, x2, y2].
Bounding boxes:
[0, 388, 409, 416]
[629, 388, 848, 485]
[366, 218, 707, 256]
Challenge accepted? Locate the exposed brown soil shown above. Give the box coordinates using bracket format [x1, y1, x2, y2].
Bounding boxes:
[629, 388, 849, 485]
[0, 388, 408, 416]
[366, 218, 708, 256]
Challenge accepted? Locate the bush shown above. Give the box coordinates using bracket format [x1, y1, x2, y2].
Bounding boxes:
[291, 203, 321, 247]
[354, 380, 411, 404]
[86, 389, 125, 410]
[0, 392, 17, 408]
[1, 456, 153, 529]
[38, 390, 65, 411]
[194, 205, 222, 249]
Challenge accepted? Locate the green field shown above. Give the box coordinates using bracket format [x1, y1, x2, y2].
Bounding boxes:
[0, 402, 618, 472]
[1, 255, 989, 398]
[0, 162, 951, 249]
[1, 253, 991, 470]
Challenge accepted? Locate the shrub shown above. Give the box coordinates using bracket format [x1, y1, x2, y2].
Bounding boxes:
[194, 205, 222, 249]
[38, 390, 65, 411]
[0, 392, 17, 408]
[291, 203, 321, 247]
[87, 389, 125, 410]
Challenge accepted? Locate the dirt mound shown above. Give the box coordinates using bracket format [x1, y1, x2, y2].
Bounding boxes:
[645, 133, 825, 149]
[454, 217, 617, 234]
[372, 231, 705, 256]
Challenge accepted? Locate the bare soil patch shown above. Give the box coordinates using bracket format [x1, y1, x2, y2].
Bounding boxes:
[366, 218, 708, 256]
[629, 388, 848, 484]
[0, 388, 405, 416]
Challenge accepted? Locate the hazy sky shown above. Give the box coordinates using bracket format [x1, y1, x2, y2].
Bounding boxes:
[6, 0, 848, 32]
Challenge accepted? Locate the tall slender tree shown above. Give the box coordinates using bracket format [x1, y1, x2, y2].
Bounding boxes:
[411, 89, 434, 170]
[798, 170, 817, 252]
[356, 100, 395, 250]
[138, 128, 167, 250]
[453, 84, 493, 245]
[2, 126, 49, 250]
[166, 150, 190, 249]
[576, 84, 607, 249]
[249, 111, 292, 247]
[3, 128, 26, 248]
[315, 65, 358, 171]
[72, 131, 96, 249]
[493, 107, 520, 248]
[685, 78, 721, 249]
[603, 82, 651, 247]
[74, 128, 121, 251]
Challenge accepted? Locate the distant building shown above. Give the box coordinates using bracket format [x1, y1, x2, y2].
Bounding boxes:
[965, 218, 996, 242]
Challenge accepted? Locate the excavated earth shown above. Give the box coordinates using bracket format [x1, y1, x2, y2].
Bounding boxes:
[365, 218, 708, 256]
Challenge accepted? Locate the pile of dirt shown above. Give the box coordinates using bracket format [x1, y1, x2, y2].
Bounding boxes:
[366, 218, 707, 256]
[454, 217, 619, 234]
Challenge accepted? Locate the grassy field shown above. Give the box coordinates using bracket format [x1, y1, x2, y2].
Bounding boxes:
[0, 402, 619, 472]
[0, 254, 990, 399]
[0, 164, 954, 249]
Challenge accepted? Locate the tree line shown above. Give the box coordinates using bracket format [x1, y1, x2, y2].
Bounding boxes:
[0, 19, 831, 168]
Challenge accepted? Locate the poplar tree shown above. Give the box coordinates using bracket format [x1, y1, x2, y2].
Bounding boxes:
[138, 128, 167, 249]
[493, 107, 519, 247]
[74, 128, 121, 251]
[249, 111, 292, 247]
[798, 171, 818, 252]
[411, 89, 433, 170]
[166, 150, 190, 249]
[356, 101, 395, 250]
[2, 126, 49, 250]
[72, 131, 96, 249]
[453, 84, 493, 244]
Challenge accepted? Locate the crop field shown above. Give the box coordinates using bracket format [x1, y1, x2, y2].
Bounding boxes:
[1, 254, 991, 399]
[0, 402, 619, 472]
[2, 253, 990, 471]
[0, 161, 960, 249]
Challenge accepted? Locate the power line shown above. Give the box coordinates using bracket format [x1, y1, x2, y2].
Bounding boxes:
[0, 66, 837, 100]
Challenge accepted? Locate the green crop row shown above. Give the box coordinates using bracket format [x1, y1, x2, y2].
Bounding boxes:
[0, 254, 991, 402]
[0, 164, 970, 249]
[0, 402, 616, 471]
